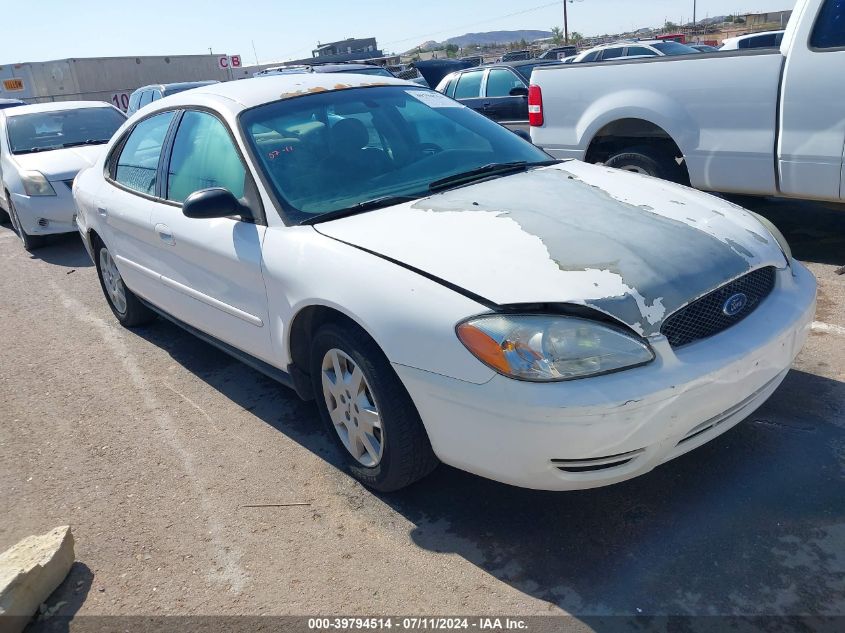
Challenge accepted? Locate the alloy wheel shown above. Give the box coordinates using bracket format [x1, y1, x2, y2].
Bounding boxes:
[99, 248, 127, 315]
[320, 348, 384, 467]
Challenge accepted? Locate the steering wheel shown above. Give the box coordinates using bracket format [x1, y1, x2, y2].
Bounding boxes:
[418, 143, 444, 157]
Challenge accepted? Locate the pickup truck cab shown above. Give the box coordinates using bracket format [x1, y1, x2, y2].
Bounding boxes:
[530, 0, 845, 202]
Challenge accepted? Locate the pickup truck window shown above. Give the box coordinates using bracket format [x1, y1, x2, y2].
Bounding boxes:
[812, 0, 845, 48]
[454, 71, 484, 99]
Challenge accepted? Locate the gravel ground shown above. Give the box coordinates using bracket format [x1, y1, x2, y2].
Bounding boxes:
[0, 198, 843, 626]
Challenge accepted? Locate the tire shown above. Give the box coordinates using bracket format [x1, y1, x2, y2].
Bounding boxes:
[7, 198, 46, 251]
[93, 238, 156, 327]
[604, 146, 686, 184]
[309, 322, 439, 492]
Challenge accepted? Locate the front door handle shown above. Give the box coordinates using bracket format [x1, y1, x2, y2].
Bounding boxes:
[155, 223, 175, 245]
[96, 207, 108, 217]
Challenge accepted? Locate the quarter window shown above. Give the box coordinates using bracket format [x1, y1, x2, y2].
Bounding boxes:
[812, 0, 845, 48]
[600, 48, 625, 60]
[626, 46, 659, 57]
[166, 111, 246, 203]
[114, 111, 174, 195]
[453, 71, 484, 99]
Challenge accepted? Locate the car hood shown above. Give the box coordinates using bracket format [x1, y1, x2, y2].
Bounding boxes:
[315, 161, 787, 336]
[12, 145, 104, 182]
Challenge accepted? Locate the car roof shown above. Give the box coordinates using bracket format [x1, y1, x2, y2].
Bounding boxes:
[2, 100, 114, 117]
[312, 63, 384, 72]
[151, 74, 413, 112]
[135, 81, 218, 92]
[726, 29, 785, 42]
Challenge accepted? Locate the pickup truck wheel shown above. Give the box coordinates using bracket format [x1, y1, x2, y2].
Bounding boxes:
[605, 147, 684, 183]
[94, 240, 156, 327]
[310, 322, 439, 492]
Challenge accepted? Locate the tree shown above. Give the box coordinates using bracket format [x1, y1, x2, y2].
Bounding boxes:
[445, 43, 459, 58]
[664, 21, 678, 30]
[551, 26, 564, 45]
[570, 31, 583, 44]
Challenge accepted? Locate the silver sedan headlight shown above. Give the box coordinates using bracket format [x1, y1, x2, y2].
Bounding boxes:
[20, 170, 57, 197]
[456, 314, 654, 382]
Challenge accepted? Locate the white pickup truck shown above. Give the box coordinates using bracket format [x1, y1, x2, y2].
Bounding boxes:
[529, 0, 845, 202]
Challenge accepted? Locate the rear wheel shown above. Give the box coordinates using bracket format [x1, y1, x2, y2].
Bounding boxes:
[604, 145, 686, 183]
[310, 322, 438, 492]
[94, 239, 156, 327]
[8, 198, 45, 251]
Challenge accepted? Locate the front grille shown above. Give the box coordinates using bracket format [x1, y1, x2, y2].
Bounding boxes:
[661, 266, 777, 347]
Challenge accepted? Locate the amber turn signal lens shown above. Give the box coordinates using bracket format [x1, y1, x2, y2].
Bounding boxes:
[456, 323, 511, 374]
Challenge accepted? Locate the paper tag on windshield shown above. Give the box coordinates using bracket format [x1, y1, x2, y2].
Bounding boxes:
[407, 90, 463, 108]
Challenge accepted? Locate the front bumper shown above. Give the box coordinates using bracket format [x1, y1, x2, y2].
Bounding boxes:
[394, 262, 817, 490]
[11, 181, 78, 236]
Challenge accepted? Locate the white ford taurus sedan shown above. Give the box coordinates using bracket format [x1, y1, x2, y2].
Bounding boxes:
[73, 75, 816, 492]
[0, 101, 126, 250]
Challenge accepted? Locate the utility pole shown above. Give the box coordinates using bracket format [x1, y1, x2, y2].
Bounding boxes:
[693, 0, 697, 27]
[564, 0, 569, 44]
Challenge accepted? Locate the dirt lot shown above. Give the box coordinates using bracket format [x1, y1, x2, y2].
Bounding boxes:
[1, 198, 843, 626]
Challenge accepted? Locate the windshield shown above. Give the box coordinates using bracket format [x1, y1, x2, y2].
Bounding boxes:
[241, 86, 551, 223]
[7, 107, 125, 154]
[651, 41, 699, 55]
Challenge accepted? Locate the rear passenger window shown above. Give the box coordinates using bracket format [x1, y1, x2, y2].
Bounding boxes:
[453, 71, 483, 99]
[581, 51, 601, 62]
[113, 111, 174, 195]
[166, 111, 246, 203]
[812, 0, 845, 48]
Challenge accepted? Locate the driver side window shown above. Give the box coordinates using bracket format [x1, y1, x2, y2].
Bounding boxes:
[166, 111, 246, 203]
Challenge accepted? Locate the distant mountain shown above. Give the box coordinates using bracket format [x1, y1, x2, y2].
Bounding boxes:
[443, 30, 553, 47]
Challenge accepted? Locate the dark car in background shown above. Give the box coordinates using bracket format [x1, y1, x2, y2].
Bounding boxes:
[690, 44, 720, 53]
[501, 50, 533, 62]
[126, 81, 219, 115]
[0, 98, 25, 110]
[538, 45, 578, 60]
[435, 60, 561, 134]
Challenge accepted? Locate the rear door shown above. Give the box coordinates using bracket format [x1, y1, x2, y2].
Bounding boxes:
[778, 0, 845, 200]
[482, 68, 528, 130]
[148, 109, 272, 360]
[99, 111, 176, 302]
[451, 70, 486, 113]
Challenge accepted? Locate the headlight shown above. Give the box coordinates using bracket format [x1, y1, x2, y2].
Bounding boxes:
[456, 314, 654, 382]
[20, 170, 56, 196]
[751, 212, 792, 264]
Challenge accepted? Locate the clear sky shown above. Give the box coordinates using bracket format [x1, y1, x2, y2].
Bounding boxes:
[4, 0, 796, 64]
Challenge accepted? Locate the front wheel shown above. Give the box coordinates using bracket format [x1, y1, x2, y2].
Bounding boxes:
[94, 240, 156, 327]
[604, 146, 686, 184]
[310, 322, 438, 492]
[8, 199, 45, 251]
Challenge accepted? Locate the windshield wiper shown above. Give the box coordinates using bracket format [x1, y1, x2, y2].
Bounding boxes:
[428, 160, 558, 192]
[300, 195, 422, 225]
[13, 146, 56, 154]
[62, 139, 108, 148]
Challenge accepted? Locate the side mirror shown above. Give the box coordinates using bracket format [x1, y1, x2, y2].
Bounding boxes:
[510, 86, 529, 97]
[182, 188, 251, 220]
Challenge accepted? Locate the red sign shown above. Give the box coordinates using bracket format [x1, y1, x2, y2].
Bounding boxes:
[217, 55, 242, 70]
[230, 55, 242, 68]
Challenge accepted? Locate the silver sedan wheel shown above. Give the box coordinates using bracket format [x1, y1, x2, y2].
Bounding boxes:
[321, 348, 384, 467]
[99, 248, 127, 315]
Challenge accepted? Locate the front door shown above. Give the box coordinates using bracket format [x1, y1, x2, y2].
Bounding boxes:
[148, 109, 272, 362]
[482, 68, 529, 131]
[452, 70, 486, 115]
[778, 0, 845, 200]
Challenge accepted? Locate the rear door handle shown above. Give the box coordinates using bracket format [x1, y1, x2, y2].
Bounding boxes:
[96, 207, 108, 217]
[155, 223, 175, 245]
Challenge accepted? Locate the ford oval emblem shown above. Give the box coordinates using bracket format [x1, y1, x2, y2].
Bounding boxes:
[723, 293, 748, 317]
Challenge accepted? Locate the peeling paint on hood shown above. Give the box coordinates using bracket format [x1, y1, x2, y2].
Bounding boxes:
[315, 162, 786, 336]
